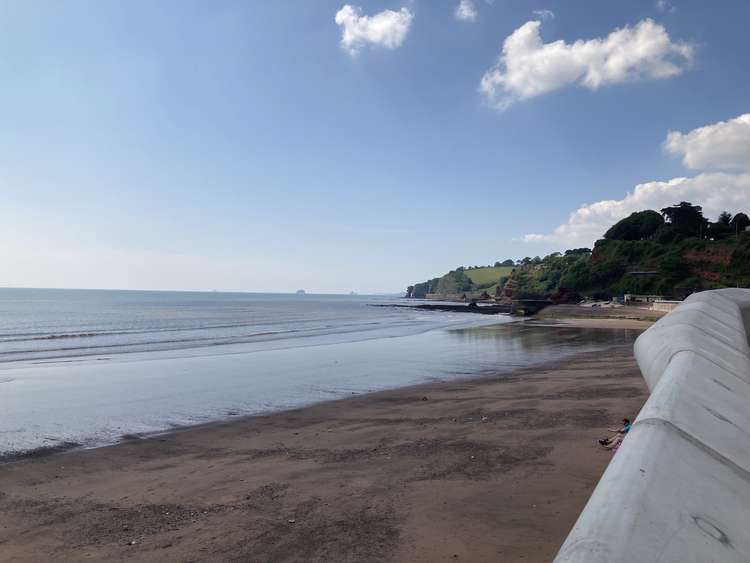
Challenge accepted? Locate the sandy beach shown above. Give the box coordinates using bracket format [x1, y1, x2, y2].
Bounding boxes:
[0, 322, 649, 563]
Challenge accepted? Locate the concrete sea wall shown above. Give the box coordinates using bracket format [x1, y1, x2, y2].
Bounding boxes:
[554, 288, 750, 563]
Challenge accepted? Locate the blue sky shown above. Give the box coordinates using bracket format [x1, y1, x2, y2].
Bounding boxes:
[1, 0, 748, 293]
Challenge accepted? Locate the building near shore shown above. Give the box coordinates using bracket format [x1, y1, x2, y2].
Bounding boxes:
[623, 293, 664, 304]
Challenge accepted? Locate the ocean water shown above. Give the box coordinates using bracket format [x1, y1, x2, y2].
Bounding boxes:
[0, 289, 636, 456]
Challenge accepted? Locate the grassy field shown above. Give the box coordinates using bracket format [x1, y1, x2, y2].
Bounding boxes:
[464, 266, 514, 285]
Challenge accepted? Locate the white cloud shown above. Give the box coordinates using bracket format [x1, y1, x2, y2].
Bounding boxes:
[664, 114, 750, 172]
[656, 0, 676, 13]
[523, 173, 750, 246]
[480, 18, 693, 109]
[335, 5, 414, 56]
[455, 0, 478, 22]
[532, 9, 554, 20]
[524, 114, 750, 245]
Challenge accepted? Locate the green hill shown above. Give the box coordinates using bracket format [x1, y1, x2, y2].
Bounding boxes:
[406, 265, 514, 299]
[464, 266, 514, 285]
[407, 203, 750, 300]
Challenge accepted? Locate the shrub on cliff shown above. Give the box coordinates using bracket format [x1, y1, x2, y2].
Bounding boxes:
[435, 269, 473, 295]
[604, 210, 664, 241]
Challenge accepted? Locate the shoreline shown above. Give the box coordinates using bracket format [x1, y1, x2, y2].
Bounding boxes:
[0, 328, 649, 562]
[0, 316, 646, 462]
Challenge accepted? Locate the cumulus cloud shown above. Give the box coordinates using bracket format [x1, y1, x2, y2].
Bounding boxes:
[532, 9, 554, 20]
[523, 173, 750, 246]
[480, 18, 693, 109]
[664, 114, 750, 171]
[523, 114, 750, 246]
[455, 0, 478, 22]
[335, 4, 414, 55]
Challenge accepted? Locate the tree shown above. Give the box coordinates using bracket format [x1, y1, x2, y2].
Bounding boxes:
[730, 212, 750, 234]
[604, 210, 664, 241]
[709, 211, 732, 240]
[660, 202, 709, 238]
[435, 269, 473, 294]
[565, 248, 592, 256]
[501, 259, 515, 266]
[718, 211, 732, 225]
[658, 254, 692, 296]
[559, 257, 593, 291]
[653, 224, 678, 244]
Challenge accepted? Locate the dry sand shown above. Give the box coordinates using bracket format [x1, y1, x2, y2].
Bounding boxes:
[535, 304, 665, 324]
[0, 326, 649, 563]
[530, 318, 656, 330]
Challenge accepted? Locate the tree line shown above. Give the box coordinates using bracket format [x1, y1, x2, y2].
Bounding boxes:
[406, 202, 750, 299]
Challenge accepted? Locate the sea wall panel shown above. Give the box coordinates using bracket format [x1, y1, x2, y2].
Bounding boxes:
[554, 288, 750, 563]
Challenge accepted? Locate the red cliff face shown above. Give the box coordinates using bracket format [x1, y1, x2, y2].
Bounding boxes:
[684, 244, 735, 282]
[683, 244, 734, 267]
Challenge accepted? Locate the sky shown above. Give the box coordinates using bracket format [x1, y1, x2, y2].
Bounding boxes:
[1, 0, 748, 294]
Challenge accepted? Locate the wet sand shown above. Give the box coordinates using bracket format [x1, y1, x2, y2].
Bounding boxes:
[0, 331, 649, 562]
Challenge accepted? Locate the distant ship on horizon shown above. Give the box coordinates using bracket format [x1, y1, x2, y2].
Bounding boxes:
[295, 289, 306, 295]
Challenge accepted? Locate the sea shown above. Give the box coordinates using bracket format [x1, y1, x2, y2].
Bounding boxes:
[0, 288, 636, 456]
